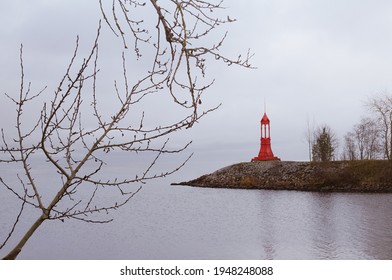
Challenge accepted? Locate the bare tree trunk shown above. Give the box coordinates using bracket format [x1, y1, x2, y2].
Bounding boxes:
[305, 117, 314, 162]
[2, 214, 47, 260]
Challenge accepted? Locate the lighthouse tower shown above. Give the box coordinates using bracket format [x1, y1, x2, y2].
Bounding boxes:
[252, 112, 280, 161]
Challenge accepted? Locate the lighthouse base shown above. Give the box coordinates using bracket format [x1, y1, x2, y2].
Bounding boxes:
[251, 156, 280, 162]
[252, 137, 280, 162]
[251, 157, 280, 161]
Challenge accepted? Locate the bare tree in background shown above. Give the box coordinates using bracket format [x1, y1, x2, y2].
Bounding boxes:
[366, 94, 392, 161]
[304, 116, 315, 162]
[353, 117, 381, 160]
[0, 1, 253, 259]
[343, 118, 381, 161]
[342, 131, 357, 160]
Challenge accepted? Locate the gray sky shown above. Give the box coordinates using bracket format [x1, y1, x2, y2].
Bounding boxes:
[2, 0, 392, 167]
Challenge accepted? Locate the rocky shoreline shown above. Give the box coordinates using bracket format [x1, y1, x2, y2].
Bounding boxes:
[172, 160, 392, 193]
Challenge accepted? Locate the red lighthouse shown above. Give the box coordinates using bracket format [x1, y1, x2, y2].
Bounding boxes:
[252, 112, 280, 161]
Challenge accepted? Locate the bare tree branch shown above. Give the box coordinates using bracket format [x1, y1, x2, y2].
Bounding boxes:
[1, 1, 252, 259]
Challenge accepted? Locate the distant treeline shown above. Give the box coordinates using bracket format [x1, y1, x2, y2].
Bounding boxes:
[306, 94, 392, 165]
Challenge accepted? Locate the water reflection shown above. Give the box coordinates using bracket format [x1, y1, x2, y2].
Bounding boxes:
[254, 190, 392, 259]
[308, 193, 339, 259]
[257, 191, 277, 259]
[340, 194, 392, 259]
[2, 180, 392, 259]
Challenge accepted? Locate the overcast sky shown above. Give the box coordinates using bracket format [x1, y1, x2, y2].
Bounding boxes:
[2, 0, 392, 170]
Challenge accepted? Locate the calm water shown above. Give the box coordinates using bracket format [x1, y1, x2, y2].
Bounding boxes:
[2, 174, 392, 259]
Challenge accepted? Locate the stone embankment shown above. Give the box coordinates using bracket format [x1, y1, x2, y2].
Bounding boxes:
[173, 160, 392, 193]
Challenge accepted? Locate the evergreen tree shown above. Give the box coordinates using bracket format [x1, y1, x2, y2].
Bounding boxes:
[312, 126, 337, 162]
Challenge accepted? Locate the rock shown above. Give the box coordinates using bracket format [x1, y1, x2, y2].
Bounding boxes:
[172, 160, 392, 193]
